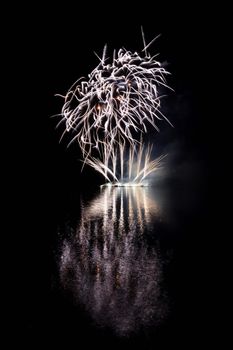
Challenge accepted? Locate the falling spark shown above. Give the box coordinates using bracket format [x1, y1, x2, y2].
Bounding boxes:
[56, 31, 172, 184]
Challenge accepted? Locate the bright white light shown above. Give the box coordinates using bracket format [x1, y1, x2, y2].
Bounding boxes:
[56, 32, 172, 184]
[100, 182, 149, 188]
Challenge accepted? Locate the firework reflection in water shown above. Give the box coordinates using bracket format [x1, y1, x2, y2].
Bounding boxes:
[59, 187, 168, 336]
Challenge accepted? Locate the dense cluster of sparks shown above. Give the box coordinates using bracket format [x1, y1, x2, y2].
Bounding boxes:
[57, 32, 172, 184]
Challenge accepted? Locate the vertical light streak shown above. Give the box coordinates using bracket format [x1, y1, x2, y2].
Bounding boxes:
[59, 187, 166, 335]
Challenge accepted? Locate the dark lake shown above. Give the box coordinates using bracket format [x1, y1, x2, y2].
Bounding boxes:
[21, 171, 208, 349]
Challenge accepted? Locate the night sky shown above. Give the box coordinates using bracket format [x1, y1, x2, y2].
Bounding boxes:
[8, 2, 218, 348]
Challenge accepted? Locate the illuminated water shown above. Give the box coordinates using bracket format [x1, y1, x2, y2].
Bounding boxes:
[59, 187, 167, 336]
[23, 178, 206, 349]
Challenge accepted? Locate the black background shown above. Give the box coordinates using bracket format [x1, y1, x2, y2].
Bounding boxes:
[8, 2, 219, 348]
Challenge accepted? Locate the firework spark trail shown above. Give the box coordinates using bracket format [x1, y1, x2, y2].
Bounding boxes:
[57, 34, 172, 184]
[84, 143, 167, 184]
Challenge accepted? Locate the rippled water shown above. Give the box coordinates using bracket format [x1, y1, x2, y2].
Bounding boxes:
[59, 187, 168, 336]
[23, 175, 206, 348]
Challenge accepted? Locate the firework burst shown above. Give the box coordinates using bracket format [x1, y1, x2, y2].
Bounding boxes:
[56, 31, 172, 185]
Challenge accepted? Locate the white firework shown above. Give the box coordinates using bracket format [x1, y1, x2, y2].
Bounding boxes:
[56, 31, 172, 185]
